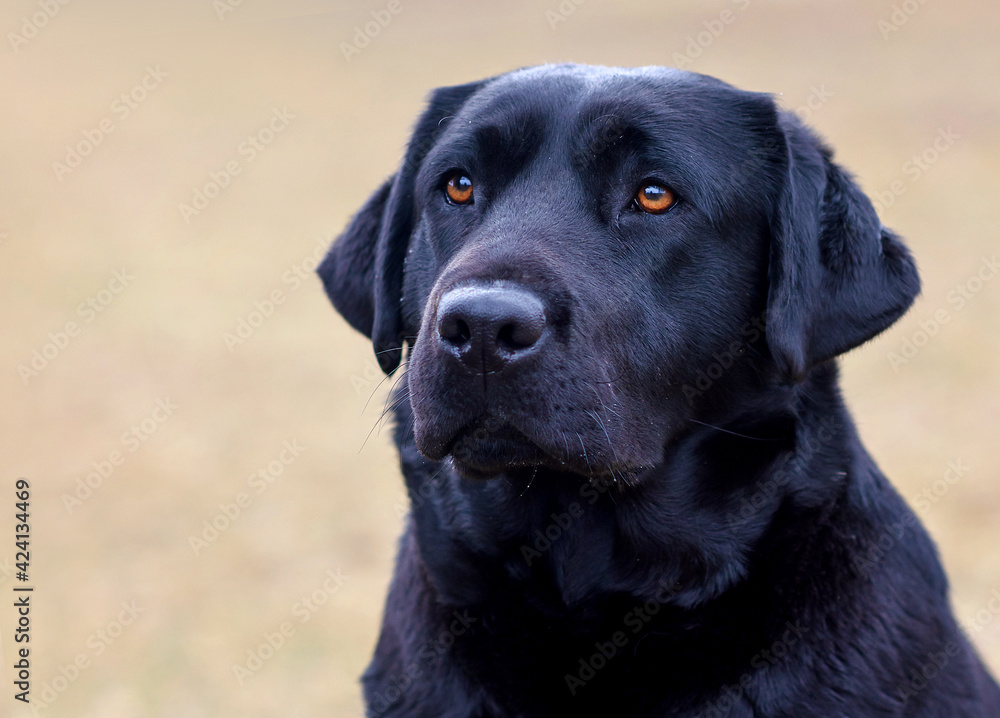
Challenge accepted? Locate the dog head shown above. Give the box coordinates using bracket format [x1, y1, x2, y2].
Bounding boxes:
[319, 64, 919, 481]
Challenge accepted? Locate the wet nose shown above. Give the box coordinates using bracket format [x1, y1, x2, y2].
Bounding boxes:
[436, 285, 546, 372]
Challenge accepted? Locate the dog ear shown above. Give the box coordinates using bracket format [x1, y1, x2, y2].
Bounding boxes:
[318, 79, 490, 374]
[317, 176, 393, 341]
[765, 113, 921, 382]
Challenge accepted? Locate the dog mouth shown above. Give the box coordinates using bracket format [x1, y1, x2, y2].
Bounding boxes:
[408, 352, 668, 480]
[432, 416, 654, 482]
[443, 420, 552, 479]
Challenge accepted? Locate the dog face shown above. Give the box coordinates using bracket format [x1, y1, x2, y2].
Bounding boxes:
[320, 64, 919, 481]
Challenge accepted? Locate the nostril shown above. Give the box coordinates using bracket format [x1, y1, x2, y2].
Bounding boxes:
[497, 320, 543, 352]
[439, 313, 472, 346]
[497, 323, 518, 351]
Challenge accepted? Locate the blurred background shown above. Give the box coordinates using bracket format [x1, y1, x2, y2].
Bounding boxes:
[1, 0, 998, 715]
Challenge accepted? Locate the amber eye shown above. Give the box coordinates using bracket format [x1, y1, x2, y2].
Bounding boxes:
[445, 172, 474, 205]
[635, 182, 675, 214]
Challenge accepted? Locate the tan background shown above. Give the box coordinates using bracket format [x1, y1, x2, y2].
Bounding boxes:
[1, 0, 998, 715]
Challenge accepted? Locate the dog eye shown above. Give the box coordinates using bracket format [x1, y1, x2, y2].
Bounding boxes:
[444, 172, 474, 205]
[634, 182, 676, 214]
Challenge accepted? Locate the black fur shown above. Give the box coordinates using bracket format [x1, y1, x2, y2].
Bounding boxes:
[318, 64, 999, 717]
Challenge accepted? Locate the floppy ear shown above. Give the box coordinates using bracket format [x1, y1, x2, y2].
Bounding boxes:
[317, 79, 490, 374]
[765, 112, 921, 382]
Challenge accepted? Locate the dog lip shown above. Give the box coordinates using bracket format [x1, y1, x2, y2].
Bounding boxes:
[441, 420, 551, 478]
[413, 417, 488, 463]
[421, 415, 652, 480]
[448, 457, 504, 480]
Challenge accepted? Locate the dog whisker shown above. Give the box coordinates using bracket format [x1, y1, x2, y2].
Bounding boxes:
[364, 360, 408, 415]
[376, 363, 410, 418]
[686, 418, 773, 442]
[517, 466, 539, 498]
[359, 387, 410, 454]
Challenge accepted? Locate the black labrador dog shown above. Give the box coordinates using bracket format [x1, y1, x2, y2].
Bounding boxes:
[319, 64, 1000, 717]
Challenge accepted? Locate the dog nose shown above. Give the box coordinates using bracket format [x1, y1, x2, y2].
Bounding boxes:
[436, 286, 546, 371]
